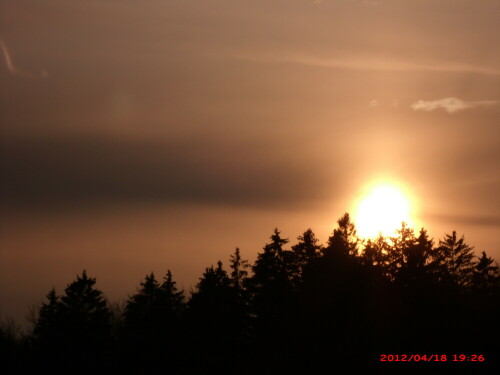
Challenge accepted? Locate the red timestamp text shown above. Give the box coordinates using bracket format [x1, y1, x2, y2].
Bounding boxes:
[379, 354, 486, 362]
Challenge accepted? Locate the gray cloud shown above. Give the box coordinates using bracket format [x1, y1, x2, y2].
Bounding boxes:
[0, 135, 333, 210]
[428, 213, 500, 228]
[247, 55, 500, 76]
[410, 97, 499, 114]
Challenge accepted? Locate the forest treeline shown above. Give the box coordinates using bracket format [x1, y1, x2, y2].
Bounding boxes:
[1, 213, 499, 373]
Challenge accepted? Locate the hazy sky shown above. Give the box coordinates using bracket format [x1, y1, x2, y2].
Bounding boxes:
[1, 0, 499, 325]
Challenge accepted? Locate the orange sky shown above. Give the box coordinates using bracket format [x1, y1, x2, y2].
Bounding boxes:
[1, 0, 499, 326]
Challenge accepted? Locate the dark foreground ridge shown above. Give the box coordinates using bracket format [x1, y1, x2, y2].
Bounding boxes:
[1, 213, 499, 374]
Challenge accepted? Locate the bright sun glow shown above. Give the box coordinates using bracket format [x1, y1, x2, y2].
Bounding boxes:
[354, 183, 415, 239]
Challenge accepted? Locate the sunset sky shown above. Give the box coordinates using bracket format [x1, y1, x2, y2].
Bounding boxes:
[1, 0, 499, 325]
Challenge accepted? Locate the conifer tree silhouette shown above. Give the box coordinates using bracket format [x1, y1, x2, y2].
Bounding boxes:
[291, 228, 322, 284]
[125, 272, 162, 324]
[59, 270, 110, 333]
[398, 228, 436, 286]
[249, 228, 310, 372]
[434, 231, 476, 287]
[325, 213, 359, 259]
[250, 228, 293, 324]
[9, 215, 500, 373]
[123, 270, 185, 372]
[33, 288, 60, 342]
[473, 251, 500, 291]
[361, 234, 389, 270]
[39, 270, 112, 372]
[386, 222, 416, 280]
[187, 261, 242, 372]
[251, 228, 291, 290]
[161, 269, 185, 311]
[229, 247, 249, 292]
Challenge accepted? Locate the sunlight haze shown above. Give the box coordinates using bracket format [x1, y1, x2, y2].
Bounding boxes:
[354, 183, 415, 238]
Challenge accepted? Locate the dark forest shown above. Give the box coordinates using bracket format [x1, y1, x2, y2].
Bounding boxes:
[1, 213, 499, 374]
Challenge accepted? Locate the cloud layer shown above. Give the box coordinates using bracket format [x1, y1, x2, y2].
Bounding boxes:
[0, 135, 334, 210]
[411, 97, 498, 114]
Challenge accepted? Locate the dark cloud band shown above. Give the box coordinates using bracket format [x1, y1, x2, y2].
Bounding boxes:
[0, 135, 330, 210]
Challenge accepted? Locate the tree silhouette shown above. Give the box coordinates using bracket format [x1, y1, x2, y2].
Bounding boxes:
[361, 234, 389, 270]
[34, 270, 112, 372]
[325, 212, 359, 259]
[124, 270, 184, 324]
[0, 318, 24, 373]
[434, 231, 476, 288]
[399, 228, 436, 286]
[385, 222, 416, 280]
[59, 270, 110, 333]
[469, 251, 500, 359]
[187, 261, 244, 372]
[161, 270, 185, 312]
[291, 228, 322, 284]
[409, 229, 433, 270]
[6, 214, 500, 373]
[229, 247, 249, 292]
[250, 228, 294, 322]
[228, 247, 251, 349]
[473, 251, 500, 291]
[122, 270, 184, 372]
[33, 288, 60, 342]
[192, 261, 231, 295]
[251, 228, 292, 291]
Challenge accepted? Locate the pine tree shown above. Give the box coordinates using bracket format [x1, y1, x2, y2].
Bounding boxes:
[472, 251, 500, 291]
[125, 270, 184, 329]
[51, 270, 112, 371]
[123, 270, 185, 372]
[361, 234, 389, 270]
[325, 213, 359, 259]
[404, 228, 435, 284]
[249, 227, 298, 324]
[229, 247, 249, 292]
[291, 228, 322, 282]
[385, 222, 416, 280]
[251, 228, 303, 317]
[251, 228, 290, 290]
[125, 272, 161, 324]
[59, 270, 110, 335]
[187, 261, 241, 372]
[228, 248, 251, 343]
[434, 231, 476, 287]
[34, 288, 60, 341]
[130, 272, 159, 301]
[161, 269, 185, 314]
[194, 261, 231, 294]
[188, 261, 233, 318]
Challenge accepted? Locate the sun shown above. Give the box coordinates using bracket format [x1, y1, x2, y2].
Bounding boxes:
[354, 183, 415, 239]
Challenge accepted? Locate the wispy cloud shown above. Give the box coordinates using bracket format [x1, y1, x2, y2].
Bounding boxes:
[368, 98, 399, 109]
[410, 97, 499, 114]
[287, 56, 500, 76]
[0, 39, 48, 78]
[0, 39, 18, 75]
[314, 0, 384, 4]
[428, 213, 500, 227]
[229, 52, 500, 76]
[361, 0, 384, 5]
